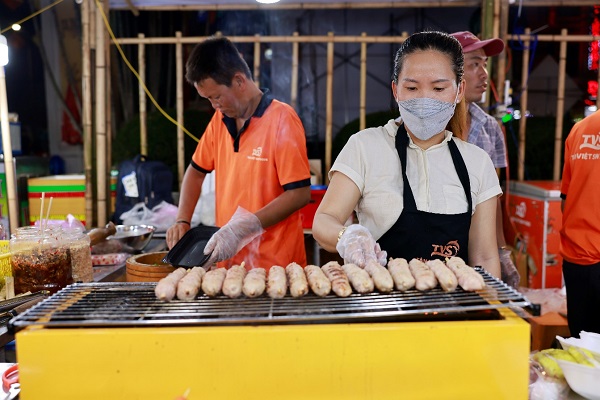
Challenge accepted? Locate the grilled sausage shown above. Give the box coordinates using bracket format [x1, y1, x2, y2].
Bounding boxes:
[155, 267, 188, 301]
[408, 258, 437, 291]
[222, 263, 247, 298]
[321, 261, 352, 297]
[364, 259, 394, 293]
[242, 268, 266, 298]
[176, 267, 206, 300]
[201, 267, 227, 297]
[342, 263, 374, 294]
[286, 262, 309, 298]
[387, 257, 416, 292]
[426, 259, 458, 292]
[305, 265, 331, 297]
[267, 265, 288, 299]
[445, 256, 486, 291]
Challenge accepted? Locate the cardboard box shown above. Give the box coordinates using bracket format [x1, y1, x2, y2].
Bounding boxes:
[529, 311, 570, 351]
[28, 175, 117, 226]
[503, 181, 563, 289]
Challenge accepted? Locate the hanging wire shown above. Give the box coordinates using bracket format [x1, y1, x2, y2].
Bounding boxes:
[1, 0, 65, 34]
[93, 0, 200, 142]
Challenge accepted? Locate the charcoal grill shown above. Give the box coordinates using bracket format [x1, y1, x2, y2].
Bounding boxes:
[10, 268, 531, 328]
[12, 267, 532, 400]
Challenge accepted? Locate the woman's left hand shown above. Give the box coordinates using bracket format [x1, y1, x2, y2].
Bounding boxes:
[336, 224, 387, 268]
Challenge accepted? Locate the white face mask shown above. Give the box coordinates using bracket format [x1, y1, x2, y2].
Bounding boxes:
[397, 89, 460, 141]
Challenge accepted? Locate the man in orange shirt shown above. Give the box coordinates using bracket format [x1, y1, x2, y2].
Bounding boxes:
[560, 110, 600, 336]
[166, 37, 311, 270]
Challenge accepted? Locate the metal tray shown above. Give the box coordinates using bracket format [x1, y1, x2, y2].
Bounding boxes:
[161, 225, 219, 268]
[9, 268, 532, 329]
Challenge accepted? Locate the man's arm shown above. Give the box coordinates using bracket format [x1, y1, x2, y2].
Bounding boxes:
[255, 185, 311, 228]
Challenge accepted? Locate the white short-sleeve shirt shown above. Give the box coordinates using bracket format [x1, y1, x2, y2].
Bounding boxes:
[330, 119, 502, 240]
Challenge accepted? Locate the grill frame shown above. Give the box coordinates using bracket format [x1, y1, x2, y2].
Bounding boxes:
[9, 267, 531, 328]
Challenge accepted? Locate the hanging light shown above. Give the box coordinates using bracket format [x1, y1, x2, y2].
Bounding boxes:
[0, 35, 8, 67]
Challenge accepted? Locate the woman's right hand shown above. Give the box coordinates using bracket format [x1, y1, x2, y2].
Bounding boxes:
[336, 224, 387, 268]
[166, 221, 191, 249]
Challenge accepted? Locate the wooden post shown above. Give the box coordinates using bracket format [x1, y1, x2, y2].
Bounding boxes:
[481, 0, 495, 109]
[104, 0, 112, 223]
[517, 28, 531, 182]
[553, 29, 567, 181]
[138, 33, 147, 156]
[496, 0, 509, 107]
[82, 0, 94, 227]
[325, 32, 334, 184]
[176, 31, 184, 187]
[95, 0, 107, 224]
[0, 68, 18, 233]
[254, 34, 260, 85]
[597, 40, 600, 110]
[291, 32, 299, 109]
[359, 32, 367, 131]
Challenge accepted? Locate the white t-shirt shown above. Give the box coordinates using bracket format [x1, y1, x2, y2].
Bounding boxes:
[330, 119, 502, 240]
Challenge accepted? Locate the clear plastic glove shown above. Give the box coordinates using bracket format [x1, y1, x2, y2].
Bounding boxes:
[499, 248, 520, 288]
[204, 207, 264, 265]
[336, 224, 386, 267]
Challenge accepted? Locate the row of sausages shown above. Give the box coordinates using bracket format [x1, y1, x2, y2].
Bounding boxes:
[154, 256, 486, 301]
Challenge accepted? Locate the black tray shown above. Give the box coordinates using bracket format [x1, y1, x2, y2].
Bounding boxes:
[162, 225, 219, 268]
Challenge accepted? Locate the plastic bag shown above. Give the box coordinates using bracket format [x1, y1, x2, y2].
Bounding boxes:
[119, 201, 178, 233]
[529, 351, 570, 400]
[191, 171, 216, 227]
[34, 214, 86, 231]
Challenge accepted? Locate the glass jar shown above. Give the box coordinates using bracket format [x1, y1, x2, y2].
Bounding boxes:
[62, 227, 93, 283]
[10, 226, 72, 294]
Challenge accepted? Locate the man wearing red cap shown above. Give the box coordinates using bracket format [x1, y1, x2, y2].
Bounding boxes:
[450, 31, 520, 288]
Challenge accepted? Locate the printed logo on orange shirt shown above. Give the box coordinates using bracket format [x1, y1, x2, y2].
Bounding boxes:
[247, 147, 268, 162]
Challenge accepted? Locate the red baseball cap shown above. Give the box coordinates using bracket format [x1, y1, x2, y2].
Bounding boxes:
[450, 31, 505, 57]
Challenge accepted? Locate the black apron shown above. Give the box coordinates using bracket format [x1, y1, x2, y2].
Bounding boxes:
[378, 124, 472, 261]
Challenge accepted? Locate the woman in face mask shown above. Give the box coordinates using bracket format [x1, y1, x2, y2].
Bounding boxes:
[312, 30, 501, 278]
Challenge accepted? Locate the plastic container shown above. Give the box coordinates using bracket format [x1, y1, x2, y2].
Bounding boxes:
[299, 186, 327, 229]
[0, 240, 11, 294]
[10, 226, 73, 294]
[63, 227, 93, 283]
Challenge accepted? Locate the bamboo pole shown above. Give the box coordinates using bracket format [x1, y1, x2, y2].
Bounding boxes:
[553, 29, 567, 181]
[0, 68, 18, 233]
[597, 43, 600, 110]
[114, 35, 413, 45]
[104, 0, 112, 222]
[95, 0, 107, 224]
[176, 31, 185, 187]
[517, 28, 531, 181]
[108, 1, 502, 12]
[82, 0, 93, 227]
[597, 58, 600, 109]
[254, 34, 260, 85]
[139, 33, 147, 156]
[325, 32, 334, 184]
[359, 32, 367, 131]
[481, 0, 494, 109]
[496, 0, 509, 105]
[291, 32, 299, 109]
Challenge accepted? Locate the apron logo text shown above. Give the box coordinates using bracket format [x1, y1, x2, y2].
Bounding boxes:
[431, 240, 460, 258]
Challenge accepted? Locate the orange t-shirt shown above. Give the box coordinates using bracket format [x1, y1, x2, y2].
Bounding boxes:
[560, 111, 600, 265]
[191, 94, 310, 270]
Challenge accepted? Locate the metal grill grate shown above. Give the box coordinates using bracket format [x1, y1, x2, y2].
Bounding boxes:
[10, 268, 531, 328]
